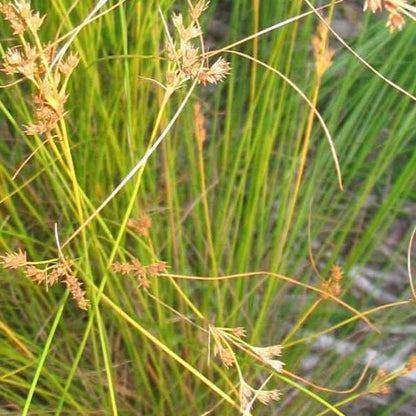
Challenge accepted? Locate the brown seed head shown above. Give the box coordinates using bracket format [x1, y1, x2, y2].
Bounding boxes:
[193, 101, 206, 147]
[232, 327, 246, 338]
[331, 282, 342, 297]
[239, 381, 253, 413]
[189, 1, 210, 21]
[197, 57, 231, 85]
[146, 261, 167, 277]
[379, 385, 391, 395]
[256, 389, 281, 405]
[407, 355, 416, 372]
[386, 12, 405, 32]
[330, 264, 343, 281]
[320, 280, 331, 298]
[311, 20, 335, 76]
[62, 265, 89, 310]
[2, 45, 39, 78]
[24, 265, 46, 284]
[385, 1, 400, 14]
[128, 214, 152, 238]
[377, 367, 388, 378]
[213, 343, 234, 368]
[0, 250, 27, 269]
[0, 0, 44, 34]
[165, 2, 230, 88]
[252, 345, 283, 360]
[363, 0, 383, 13]
[58, 54, 80, 77]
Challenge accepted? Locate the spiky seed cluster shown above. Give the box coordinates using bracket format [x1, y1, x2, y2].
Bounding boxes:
[127, 214, 152, 238]
[0, 250, 89, 310]
[112, 259, 167, 288]
[214, 343, 235, 368]
[193, 101, 206, 147]
[368, 356, 416, 396]
[25, 74, 70, 135]
[368, 367, 392, 395]
[311, 20, 335, 77]
[0, 1, 79, 136]
[165, 1, 230, 88]
[320, 264, 344, 298]
[407, 355, 416, 372]
[252, 345, 285, 373]
[0, 0, 44, 35]
[239, 380, 281, 414]
[330, 264, 343, 281]
[364, 0, 384, 11]
[211, 330, 236, 368]
[363, 0, 416, 33]
[2, 44, 38, 77]
[209, 326, 285, 374]
[0, 249, 27, 269]
[208, 325, 282, 413]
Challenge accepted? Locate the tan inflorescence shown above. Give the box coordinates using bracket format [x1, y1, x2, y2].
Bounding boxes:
[164, 1, 230, 89]
[0, 250, 89, 310]
[1, 0, 79, 136]
[363, 0, 416, 33]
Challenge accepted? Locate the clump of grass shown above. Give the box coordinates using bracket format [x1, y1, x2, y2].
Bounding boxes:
[1, 0, 415, 415]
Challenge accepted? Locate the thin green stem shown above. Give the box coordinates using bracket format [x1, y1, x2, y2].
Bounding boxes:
[22, 291, 70, 416]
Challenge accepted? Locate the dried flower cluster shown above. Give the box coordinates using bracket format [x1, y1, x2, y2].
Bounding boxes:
[363, 0, 416, 33]
[128, 214, 152, 238]
[0, 0, 79, 136]
[164, 1, 230, 89]
[210, 326, 238, 368]
[367, 355, 416, 395]
[320, 264, 344, 298]
[368, 367, 392, 395]
[209, 325, 282, 414]
[0, 0, 44, 35]
[112, 258, 167, 288]
[311, 20, 335, 77]
[239, 381, 281, 415]
[193, 101, 207, 147]
[0, 250, 89, 310]
[407, 355, 416, 372]
[252, 345, 285, 373]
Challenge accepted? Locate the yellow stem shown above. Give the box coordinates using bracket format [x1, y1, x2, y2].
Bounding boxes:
[282, 299, 322, 345]
[98, 290, 238, 409]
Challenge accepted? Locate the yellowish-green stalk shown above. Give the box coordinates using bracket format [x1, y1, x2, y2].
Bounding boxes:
[282, 299, 322, 345]
[98, 289, 239, 410]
